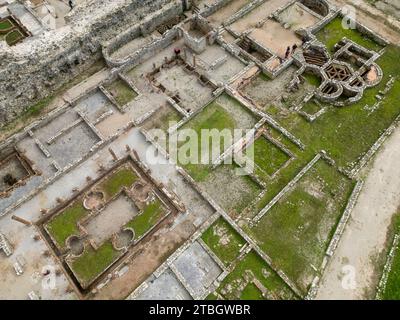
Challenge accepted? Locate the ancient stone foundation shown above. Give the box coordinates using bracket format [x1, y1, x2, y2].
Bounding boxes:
[0, 0, 183, 125]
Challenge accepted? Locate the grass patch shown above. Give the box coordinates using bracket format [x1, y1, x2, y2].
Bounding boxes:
[24, 96, 54, 118]
[265, 105, 281, 116]
[266, 126, 300, 153]
[5, 29, 24, 45]
[380, 215, 400, 300]
[46, 202, 88, 249]
[252, 136, 290, 177]
[184, 100, 236, 132]
[301, 100, 324, 115]
[199, 163, 262, 217]
[206, 292, 218, 300]
[316, 17, 383, 52]
[241, 282, 264, 300]
[249, 160, 354, 294]
[212, 251, 297, 300]
[156, 107, 182, 132]
[177, 99, 236, 181]
[201, 217, 246, 266]
[71, 241, 120, 286]
[105, 78, 138, 106]
[177, 94, 258, 182]
[303, 73, 321, 87]
[0, 19, 13, 30]
[99, 166, 138, 199]
[125, 199, 165, 239]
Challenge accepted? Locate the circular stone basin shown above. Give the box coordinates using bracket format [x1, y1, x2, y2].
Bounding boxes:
[365, 66, 378, 83]
[114, 229, 134, 249]
[133, 181, 144, 191]
[132, 182, 151, 201]
[68, 236, 84, 256]
[83, 191, 105, 210]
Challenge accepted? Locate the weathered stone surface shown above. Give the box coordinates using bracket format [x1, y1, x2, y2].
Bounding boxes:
[0, 0, 181, 125]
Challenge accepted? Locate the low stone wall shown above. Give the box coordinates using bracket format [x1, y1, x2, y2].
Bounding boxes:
[252, 153, 321, 224]
[326, 180, 364, 258]
[211, 118, 266, 168]
[223, 0, 265, 27]
[103, 0, 184, 65]
[192, 14, 214, 36]
[199, 0, 233, 18]
[376, 234, 400, 300]
[112, 28, 180, 70]
[347, 0, 400, 35]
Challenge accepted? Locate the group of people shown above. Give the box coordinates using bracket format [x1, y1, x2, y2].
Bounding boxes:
[285, 44, 298, 59]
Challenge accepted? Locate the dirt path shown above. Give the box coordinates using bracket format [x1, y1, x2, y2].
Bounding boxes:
[316, 125, 400, 299]
[330, 0, 400, 44]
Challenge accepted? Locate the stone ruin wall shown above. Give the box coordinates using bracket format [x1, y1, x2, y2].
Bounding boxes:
[0, 0, 184, 126]
[300, 0, 330, 16]
[195, 0, 232, 17]
[0, 0, 390, 126]
[103, 0, 184, 67]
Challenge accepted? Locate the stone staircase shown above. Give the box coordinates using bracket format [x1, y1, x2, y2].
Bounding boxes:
[238, 37, 252, 52]
[303, 50, 328, 67]
[192, 5, 200, 15]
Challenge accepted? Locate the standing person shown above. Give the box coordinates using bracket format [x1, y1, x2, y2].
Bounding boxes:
[285, 46, 290, 59]
[68, 0, 74, 11]
[174, 48, 181, 57]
